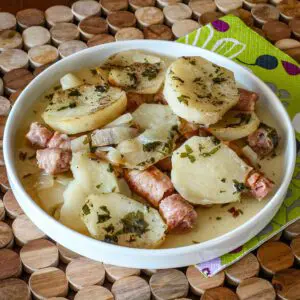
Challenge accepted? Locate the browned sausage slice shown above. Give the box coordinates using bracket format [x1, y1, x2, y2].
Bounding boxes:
[234, 88, 258, 111]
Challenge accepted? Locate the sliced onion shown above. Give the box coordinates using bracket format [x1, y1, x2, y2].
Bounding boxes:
[107, 148, 124, 165]
[60, 73, 83, 91]
[138, 127, 170, 144]
[117, 139, 142, 154]
[71, 135, 89, 153]
[117, 178, 132, 198]
[55, 175, 73, 186]
[104, 113, 133, 128]
[242, 145, 258, 166]
[35, 173, 54, 190]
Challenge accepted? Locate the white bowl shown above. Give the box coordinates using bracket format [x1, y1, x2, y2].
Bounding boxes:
[4, 41, 296, 269]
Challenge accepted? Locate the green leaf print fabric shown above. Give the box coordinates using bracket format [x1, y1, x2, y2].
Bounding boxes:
[176, 15, 300, 276]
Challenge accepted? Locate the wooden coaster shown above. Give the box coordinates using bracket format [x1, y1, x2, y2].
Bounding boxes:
[129, 0, 156, 11]
[150, 269, 189, 300]
[251, 4, 280, 26]
[29, 267, 69, 299]
[189, 0, 217, 20]
[283, 220, 300, 240]
[0, 78, 3, 96]
[156, 0, 183, 9]
[143, 24, 173, 40]
[66, 257, 105, 291]
[142, 269, 157, 276]
[112, 276, 150, 300]
[3, 68, 33, 95]
[3, 190, 23, 219]
[12, 214, 46, 246]
[0, 200, 4, 221]
[28, 45, 59, 68]
[0, 30, 22, 52]
[201, 287, 239, 300]
[215, 0, 243, 14]
[74, 285, 114, 300]
[50, 23, 79, 46]
[236, 277, 276, 300]
[289, 18, 300, 40]
[16, 8, 45, 30]
[229, 9, 254, 27]
[0, 249, 22, 280]
[0, 278, 31, 300]
[87, 34, 115, 47]
[199, 11, 224, 26]
[257, 241, 294, 276]
[78, 16, 108, 41]
[104, 264, 140, 283]
[0, 166, 10, 191]
[100, 0, 129, 15]
[0, 49, 28, 73]
[0, 12, 16, 31]
[135, 7, 164, 29]
[45, 5, 74, 27]
[22, 26, 50, 50]
[0, 96, 11, 116]
[186, 266, 225, 295]
[172, 19, 200, 39]
[20, 239, 59, 274]
[278, 2, 300, 22]
[272, 268, 300, 299]
[33, 63, 52, 77]
[58, 40, 87, 58]
[71, 0, 101, 21]
[284, 46, 300, 62]
[9, 89, 23, 104]
[115, 27, 144, 40]
[163, 4, 192, 27]
[262, 20, 291, 42]
[243, 0, 268, 10]
[269, 231, 282, 241]
[251, 26, 266, 37]
[291, 236, 300, 263]
[224, 253, 259, 286]
[107, 11, 136, 34]
[275, 38, 300, 50]
[0, 221, 13, 249]
[57, 243, 81, 264]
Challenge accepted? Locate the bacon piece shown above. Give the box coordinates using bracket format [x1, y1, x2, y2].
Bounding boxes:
[26, 122, 53, 148]
[126, 93, 152, 112]
[36, 148, 71, 174]
[246, 171, 274, 200]
[124, 166, 174, 207]
[154, 90, 168, 105]
[47, 132, 71, 151]
[234, 88, 258, 111]
[156, 157, 172, 172]
[159, 194, 197, 232]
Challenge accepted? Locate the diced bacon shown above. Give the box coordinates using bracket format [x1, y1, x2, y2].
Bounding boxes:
[124, 166, 174, 207]
[156, 157, 172, 172]
[36, 148, 71, 174]
[47, 132, 71, 151]
[26, 122, 53, 148]
[246, 171, 274, 200]
[126, 93, 152, 112]
[159, 194, 197, 232]
[179, 120, 210, 139]
[234, 88, 258, 111]
[154, 90, 168, 105]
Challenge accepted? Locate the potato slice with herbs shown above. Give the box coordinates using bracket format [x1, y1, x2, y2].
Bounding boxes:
[81, 193, 167, 248]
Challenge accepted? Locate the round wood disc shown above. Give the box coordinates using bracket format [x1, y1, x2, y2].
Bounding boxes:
[272, 268, 300, 300]
[129, 0, 156, 11]
[228, 8, 254, 27]
[0, 12, 16, 31]
[0, 278, 31, 300]
[156, 0, 182, 9]
[251, 4, 280, 25]
[33, 63, 52, 77]
[283, 47, 300, 63]
[104, 264, 140, 283]
[198, 11, 224, 26]
[12, 214, 46, 246]
[0, 221, 13, 248]
[75, 285, 114, 300]
[189, 0, 217, 19]
[269, 231, 282, 242]
[262, 20, 291, 42]
[135, 7, 164, 29]
[150, 269, 189, 300]
[22, 26, 50, 50]
[87, 34, 115, 47]
[58, 40, 87, 58]
[66, 257, 105, 291]
[236, 277, 275, 300]
[0, 96, 11, 116]
[107, 11, 136, 34]
[0, 49, 28, 73]
[45, 5, 74, 27]
[16, 8, 45, 29]
[172, 19, 200, 39]
[243, 0, 268, 9]
[29, 267, 69, 299]
[289, 18, 300, 39]
[0, 30, 22, 52]
[0, 200, 4, 221]
[142, 269, 157, 276]
[0, 78, 3, 96]
[278, 2, 300, 22]
[72, 0, 101, 21]
[3, 68, 33, 95]
[100, 0, 129, 15]
[57, 243, 81, 263]
[0, 249, 22, 280]
[112, 276, 150, 300]
[275, 38, 300, 50]
[143, 24, 173, 40]
[251, 26, 266, 37]
[291, 236, 300, 263]
[115, 27, 144, 40]
[283, 220, 300, 240]
[50, 23, 79, 46]
[215, 0, 243, 14]
[78, 16, 108, 40]
[0, 166, 10, 191]
[163, 4, 192, 26]
[20, 239, 59, 273]
[224, 253, 259, 286]
[257, 241, 294, 276]
[28, 45, 59, 68]
[201, 287, 239, 300]
[186, 266, 225, 295]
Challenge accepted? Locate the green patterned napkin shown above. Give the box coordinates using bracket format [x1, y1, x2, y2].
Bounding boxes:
[176, 15, 300, 276]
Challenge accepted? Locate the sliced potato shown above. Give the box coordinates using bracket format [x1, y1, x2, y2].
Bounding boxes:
[71, 135, 89, 153]
[60, 73, 84, 90]
[42, 84, 127, 134]
[209, 111, 260, 141]
[171, 136, 252, 205]
[163, 56, 239, 125]
[80, 193, 167, 248]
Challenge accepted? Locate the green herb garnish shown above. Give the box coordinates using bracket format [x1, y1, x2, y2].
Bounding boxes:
[143, 141, 162, 152]
[107, 163, 114, 173]
[68, 90, 81, 97]
[82, 204, 90, 215]
[120, 211, 149, 237]
[177, 95, 189, 105]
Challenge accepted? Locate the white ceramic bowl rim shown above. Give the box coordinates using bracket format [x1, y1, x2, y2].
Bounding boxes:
[3, 41, 296, 267]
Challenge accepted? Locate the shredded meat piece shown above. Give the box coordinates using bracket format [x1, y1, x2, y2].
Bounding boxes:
[234, 88, 258, 111]
[26, 122, 53, 148]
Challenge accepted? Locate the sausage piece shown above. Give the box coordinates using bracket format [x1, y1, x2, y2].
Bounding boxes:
[156, 157, 172, 172]
[234, 88, 258, 111]
[246, 171, 274, 200]
[47, 131, 71, 151]
[159, 194, 197, 232]
[26, 122, 53, 148]
[124, 166, 174, 207]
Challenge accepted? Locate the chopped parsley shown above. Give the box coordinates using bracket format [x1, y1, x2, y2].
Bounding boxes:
[57, 102, 77, 111]
[103, 224, 115, 233]
[137, 157, 155, 167]
[90, 69, 97, 76]
[104, 234, 118, 244]
[221, 178, 226, 183]
[200, 145, 221, 157]
[97, 206, 111, 223]
[96, 183, 102, 189]
[226, 113, 251, 128]
[143, 141, 162, 152]
[82, 204, 90, 215]
[121, 211, 149, 237]
[233, 180, 247, 194]
[54, 86, 60, 91]
[220, 190, 226, 193]
[213, 77, 226, 84]
[95, 84, 109, 93]
[45, 93, 54, 100]
[68, 90, 81, 97]
[180, 144, 196, 163]
[107, 163, 114, 173]
[177, 95, 189, 105]
[172, 76, 184, 83]
[216, 216, 222, 220]
[141, 65, 159, 80]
